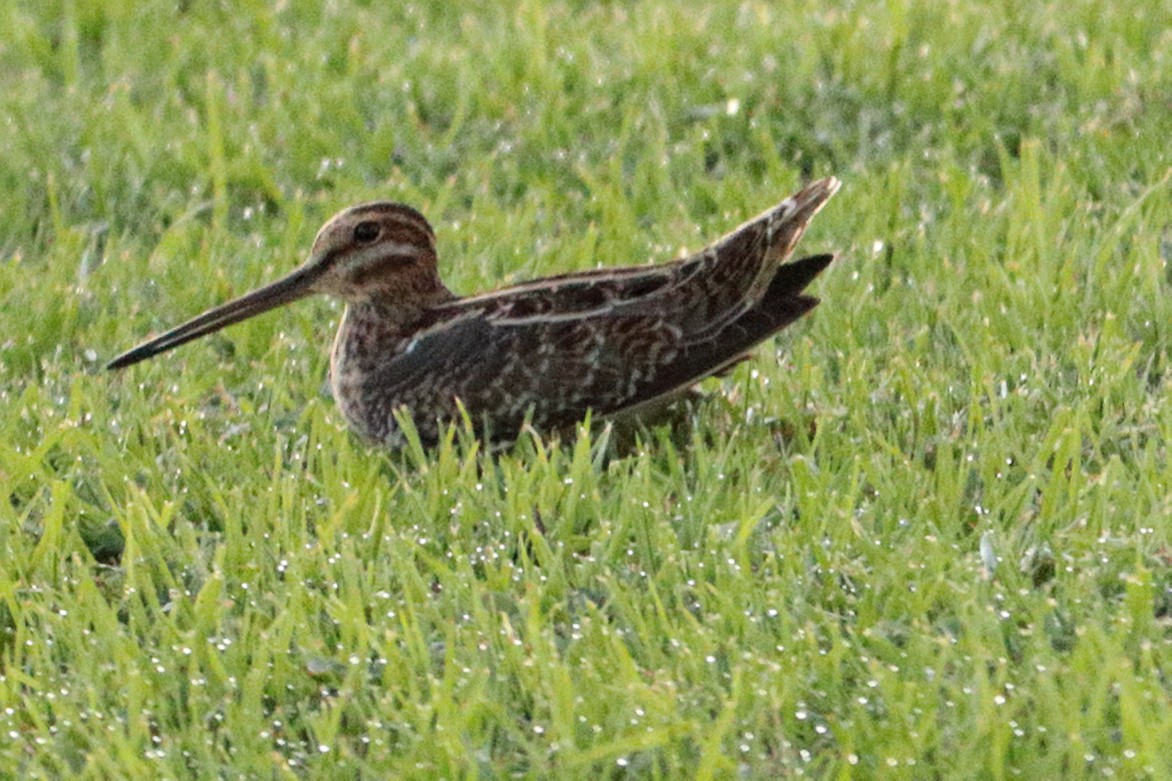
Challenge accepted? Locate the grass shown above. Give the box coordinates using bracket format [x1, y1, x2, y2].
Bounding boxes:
[1, 0, 1169, 776]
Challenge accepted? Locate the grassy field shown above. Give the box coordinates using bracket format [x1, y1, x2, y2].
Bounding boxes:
[1, 0, 1169, 777]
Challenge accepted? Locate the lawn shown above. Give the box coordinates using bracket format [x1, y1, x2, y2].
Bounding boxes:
[1, 0, 1169, 777]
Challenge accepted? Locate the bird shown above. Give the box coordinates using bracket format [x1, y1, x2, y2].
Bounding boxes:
[108, 177, 841, 449]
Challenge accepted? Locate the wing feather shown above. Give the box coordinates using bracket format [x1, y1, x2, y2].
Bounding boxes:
[373, 253, 834, 444]
[355, 178, 840, 446]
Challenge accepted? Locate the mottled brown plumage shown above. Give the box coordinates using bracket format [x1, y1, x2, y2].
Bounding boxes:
[109, 177, 841, 448]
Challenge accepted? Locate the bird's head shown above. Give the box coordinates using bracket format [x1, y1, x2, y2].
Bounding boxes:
[106, 201, 447, 370]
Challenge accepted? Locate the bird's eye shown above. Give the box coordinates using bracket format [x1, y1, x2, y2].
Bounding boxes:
[353, 221, 380, 243]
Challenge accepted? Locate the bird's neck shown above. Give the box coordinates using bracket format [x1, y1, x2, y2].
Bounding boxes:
[331, 285, 456, 369]
[351, 284, 455, 326]
[327, 287, 456, 441]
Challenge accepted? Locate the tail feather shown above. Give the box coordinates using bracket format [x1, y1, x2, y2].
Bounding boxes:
[611, 253, 835, 416]
[711, 253, 834, 355]
[762, 252, 834, 301]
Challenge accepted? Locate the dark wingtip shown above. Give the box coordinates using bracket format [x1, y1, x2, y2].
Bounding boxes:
[767, 253, 835, 297]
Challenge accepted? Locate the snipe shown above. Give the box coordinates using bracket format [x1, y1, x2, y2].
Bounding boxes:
[109, 178, 841, 448]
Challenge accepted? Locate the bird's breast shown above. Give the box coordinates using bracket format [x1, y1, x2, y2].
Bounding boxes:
[328, 306, 420, 445]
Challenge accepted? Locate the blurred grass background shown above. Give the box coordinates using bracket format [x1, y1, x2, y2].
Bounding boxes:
[0, 0, 1169, 776]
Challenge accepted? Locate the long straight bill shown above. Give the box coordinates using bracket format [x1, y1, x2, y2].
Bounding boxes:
[106, 265, 323, 370]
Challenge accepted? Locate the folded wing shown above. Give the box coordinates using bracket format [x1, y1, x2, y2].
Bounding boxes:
[373, 178, 840, 443]
[373, 253, 832, 443]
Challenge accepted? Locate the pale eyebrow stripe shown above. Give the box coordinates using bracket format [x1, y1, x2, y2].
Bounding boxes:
[347, 241, 428, 269]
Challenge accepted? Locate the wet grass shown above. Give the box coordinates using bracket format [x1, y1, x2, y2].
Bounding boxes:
[1, 0, 1169, 777]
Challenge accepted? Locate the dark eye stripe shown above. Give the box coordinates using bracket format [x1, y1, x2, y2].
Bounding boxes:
[376, 208, 435, 244]
[319, 245, 347, 268]
[380, 225, 434, 249]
